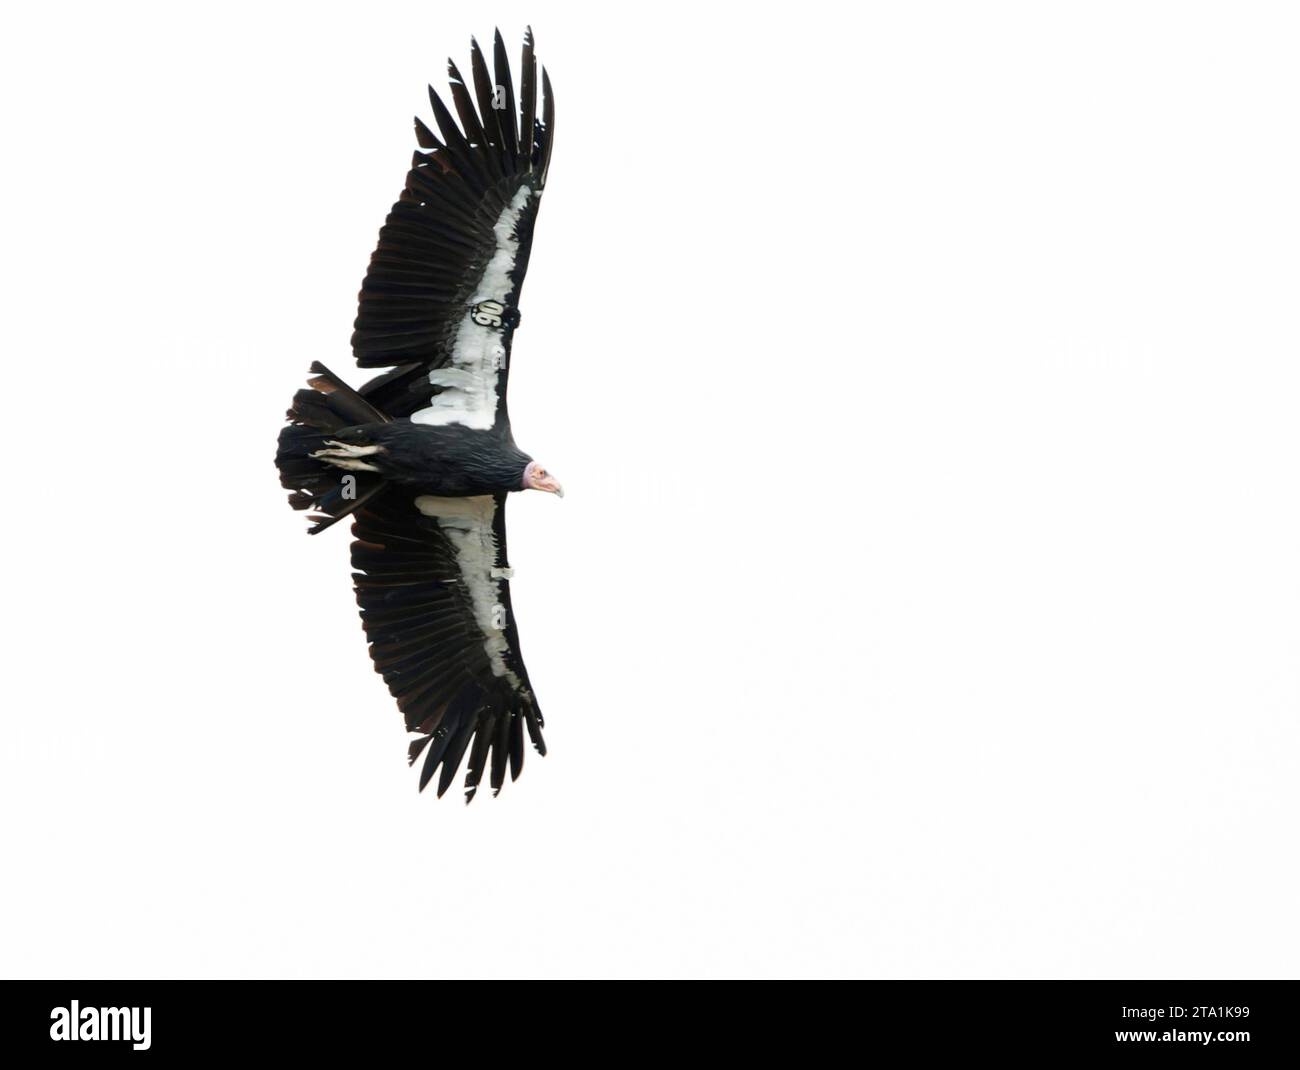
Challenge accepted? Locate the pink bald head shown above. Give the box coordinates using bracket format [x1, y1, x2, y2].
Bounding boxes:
[522, 460, 564, 497]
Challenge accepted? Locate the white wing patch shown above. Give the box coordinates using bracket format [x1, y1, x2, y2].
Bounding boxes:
[410, 185, 535, 431]
[413, 494, 521, 685]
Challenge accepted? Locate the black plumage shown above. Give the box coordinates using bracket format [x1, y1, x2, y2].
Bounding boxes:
[275, 28, 558, 801]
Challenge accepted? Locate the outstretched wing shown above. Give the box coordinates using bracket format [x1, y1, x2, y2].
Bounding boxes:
[353, 27, 555, 428]
[351, 491, 545, 800]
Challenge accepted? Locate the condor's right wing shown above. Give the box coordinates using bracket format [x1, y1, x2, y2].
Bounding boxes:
[351, 490, 545, 801]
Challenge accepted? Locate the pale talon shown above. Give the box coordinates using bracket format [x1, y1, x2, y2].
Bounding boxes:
[311, 440, 383, 458]
[325, 457, 381, 473]
[310, 440, 385, 473]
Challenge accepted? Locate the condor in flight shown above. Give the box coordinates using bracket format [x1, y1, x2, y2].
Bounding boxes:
[275, 28, 559, 802]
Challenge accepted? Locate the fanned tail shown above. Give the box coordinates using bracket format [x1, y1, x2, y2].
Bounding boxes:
[275, 362, 389, 534]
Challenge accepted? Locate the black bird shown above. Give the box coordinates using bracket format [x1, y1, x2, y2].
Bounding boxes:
[275, 28, 559, 802]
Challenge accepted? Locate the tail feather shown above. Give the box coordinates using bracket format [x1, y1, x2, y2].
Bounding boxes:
[276, 364, 389, 534]
[306, 361, 389, 426]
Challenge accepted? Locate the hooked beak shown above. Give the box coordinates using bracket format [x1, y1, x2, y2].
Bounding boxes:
[523, 461, 564, 498]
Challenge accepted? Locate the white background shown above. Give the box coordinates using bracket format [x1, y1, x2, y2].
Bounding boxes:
[2, 1, 1297, 979]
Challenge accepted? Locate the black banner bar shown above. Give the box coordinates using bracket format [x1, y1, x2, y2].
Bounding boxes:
[1, 980, 1292, 1058]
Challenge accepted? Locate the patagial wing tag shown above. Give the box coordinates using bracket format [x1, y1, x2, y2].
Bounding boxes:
[470, 299, 521, 330]
[471, 299, 505, 327]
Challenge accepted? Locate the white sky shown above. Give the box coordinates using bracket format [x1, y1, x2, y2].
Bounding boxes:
[2, 0, 1298, 978]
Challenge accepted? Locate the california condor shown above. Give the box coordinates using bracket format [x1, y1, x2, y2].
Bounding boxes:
[275, 28, 559, 802]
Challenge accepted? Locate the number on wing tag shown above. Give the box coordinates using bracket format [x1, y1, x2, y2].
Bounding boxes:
[471, 299, 506, 328]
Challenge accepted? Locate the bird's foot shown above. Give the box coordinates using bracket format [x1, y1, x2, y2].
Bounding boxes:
[310, 440, 384, 473]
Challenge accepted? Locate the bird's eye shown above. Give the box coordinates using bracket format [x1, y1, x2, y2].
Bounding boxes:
[537, 469, 547, 478]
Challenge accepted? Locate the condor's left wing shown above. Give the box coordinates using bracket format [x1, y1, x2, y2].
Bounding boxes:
[353, 28, 555, 431]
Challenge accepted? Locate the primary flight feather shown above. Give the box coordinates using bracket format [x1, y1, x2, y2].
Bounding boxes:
[275, 27, 559, 802]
